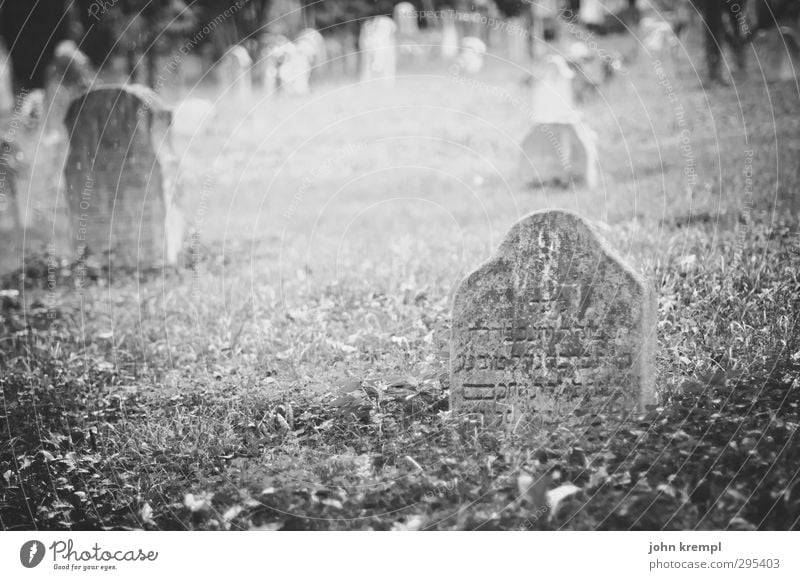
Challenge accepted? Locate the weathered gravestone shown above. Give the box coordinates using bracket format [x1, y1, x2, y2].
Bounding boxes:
[451, 210, 655, 430]
[359, 17, 398, 84]
[64, 85, 183, 269]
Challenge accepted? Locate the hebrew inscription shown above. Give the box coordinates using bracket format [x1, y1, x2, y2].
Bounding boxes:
[450, 210, 655, 430]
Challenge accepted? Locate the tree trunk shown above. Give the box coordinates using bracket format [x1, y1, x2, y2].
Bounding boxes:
[698, 0, 724, 82]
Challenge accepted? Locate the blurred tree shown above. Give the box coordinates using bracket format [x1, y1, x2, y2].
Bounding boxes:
[198, 0, 273, 55]
[0, 0, 70, 93]
[110, 0, 198, 86]
[493, 0, 527, 18]
[692, 0, 799, 83]
[301, 0, 395, 30]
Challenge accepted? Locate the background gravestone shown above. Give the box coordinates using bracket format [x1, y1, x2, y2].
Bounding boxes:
[359, 17, 398, 84]
[440, 11, 460, 60]
[219, 45, 253, 100]
[450, 210, 656, 430]
[524, 55, 598, 188]
[520, 121, 598, 188]
[393, 2, 419, 37]
[457, 37, 487, 74]
[64, 84, 183, 270]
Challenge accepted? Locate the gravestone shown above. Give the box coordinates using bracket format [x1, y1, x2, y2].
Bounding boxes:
[394, 1, 424, 60]
[520, 121, 598, 188]
[44, 40, 94, 139]
[450, 210, 656, 430]
[359, 16, 398, 84]
[219, 45, 253, 100]
[295, 28, 326, 70]
[393, 2, 419, 37]
[278, 42, 312, 95]
[19, 40, 97, 232]
[63, 85, 183, 269]
[258, 33, 291, 93]
[525, 55, 597, 187]
[580, 0, 605, 27]
[530, 0, 561, 58]
[441, 12, 460, 59]
[506, 16, 528, 62]
[457, 37, 487, 74]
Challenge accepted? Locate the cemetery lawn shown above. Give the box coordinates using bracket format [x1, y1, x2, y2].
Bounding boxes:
[2, 59, 800, 530]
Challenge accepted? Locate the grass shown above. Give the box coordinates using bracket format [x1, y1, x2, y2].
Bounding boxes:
[1, 34, 800, 530]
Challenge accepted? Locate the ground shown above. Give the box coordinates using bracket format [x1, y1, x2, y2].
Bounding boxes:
[1, 36, 800, 530]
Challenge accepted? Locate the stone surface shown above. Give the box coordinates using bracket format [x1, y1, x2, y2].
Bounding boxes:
[63, 84, 183, 270]
[450, 210, 655, 430]
[359, 17, 397, 84]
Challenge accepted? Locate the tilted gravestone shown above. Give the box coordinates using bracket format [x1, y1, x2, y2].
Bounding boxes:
[64, 84, 183, 269]
[450, 210, 656, 430]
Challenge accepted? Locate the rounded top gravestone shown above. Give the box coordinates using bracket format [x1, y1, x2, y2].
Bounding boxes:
[63, 84, 181, 270]
[450, 210, 656, 432]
